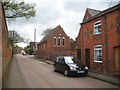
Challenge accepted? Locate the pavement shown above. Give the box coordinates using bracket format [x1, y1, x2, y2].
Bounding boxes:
[3, 55, 27, 88]
[44, 59, 120, 86]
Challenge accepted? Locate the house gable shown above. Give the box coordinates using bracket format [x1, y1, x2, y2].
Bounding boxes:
[47, 25, 70, 48]
[82, 8, 101, 22]
[39, 25, 63, 44]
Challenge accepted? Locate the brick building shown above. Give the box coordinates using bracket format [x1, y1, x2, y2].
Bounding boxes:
[77, 3, 120, 74]
[30, 42, 39, 55]
[0, 2, 12, 75]
[37, 25, 76, 61]
[30, 42, 39, 50]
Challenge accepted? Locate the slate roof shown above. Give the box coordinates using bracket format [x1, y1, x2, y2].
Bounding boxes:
[81, 3, 120, 24]
[39, 25, 61, 44]
[87, 8, 101, 16]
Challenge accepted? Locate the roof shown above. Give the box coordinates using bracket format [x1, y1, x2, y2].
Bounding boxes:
[87, 8, 101, 16]
[39, 25, 62, 44]
[81, 3, 120, 24]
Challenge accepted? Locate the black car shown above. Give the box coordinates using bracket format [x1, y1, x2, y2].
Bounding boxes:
[53, 56, 88, 76]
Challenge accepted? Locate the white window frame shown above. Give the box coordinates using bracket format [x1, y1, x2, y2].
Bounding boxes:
[94, 21, 102, 35]
[62, 37, 65, 46]
[54, 37, 57, 46]
[94, 45, 102, 63]
[58, 37, 61, 46]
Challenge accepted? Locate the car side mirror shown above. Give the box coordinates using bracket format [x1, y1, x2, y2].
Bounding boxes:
[61, 60, 65, 64]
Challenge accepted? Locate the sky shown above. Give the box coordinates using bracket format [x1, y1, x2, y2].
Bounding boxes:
[7, 0, 120, 48]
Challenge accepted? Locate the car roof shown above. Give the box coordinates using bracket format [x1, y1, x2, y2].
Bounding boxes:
[57, 56, 73, 58]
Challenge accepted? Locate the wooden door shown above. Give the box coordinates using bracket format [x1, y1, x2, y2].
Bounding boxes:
[114, 47, 120, 73]
[85, 49, 90, 68]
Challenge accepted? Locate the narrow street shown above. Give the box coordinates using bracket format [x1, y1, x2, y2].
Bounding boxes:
[3, 54, 118, 88]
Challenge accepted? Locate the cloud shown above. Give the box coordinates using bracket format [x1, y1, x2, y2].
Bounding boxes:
[7, 0, 120, 47]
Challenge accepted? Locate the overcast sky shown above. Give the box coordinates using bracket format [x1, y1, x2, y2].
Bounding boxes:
[7, 0, 119, 47]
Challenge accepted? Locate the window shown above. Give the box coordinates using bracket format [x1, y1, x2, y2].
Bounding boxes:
[43, 44, 45, 50]
[94, 21, 101, 35]
[54, 37, 57, 46]
[94, 45, 102, 63]
[58, 37, 61, 46]
[62, 37, 65, 45]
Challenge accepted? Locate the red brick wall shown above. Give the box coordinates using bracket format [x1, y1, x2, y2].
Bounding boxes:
[1, 3, 12, 75]
[37, 42, 47, 59]
[78, 8, 120, 74]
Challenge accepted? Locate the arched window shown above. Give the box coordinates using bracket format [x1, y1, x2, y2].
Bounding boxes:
[54, 37, 57, 46]
[62, 37, 65, 45]
[58, 37, 61, 46]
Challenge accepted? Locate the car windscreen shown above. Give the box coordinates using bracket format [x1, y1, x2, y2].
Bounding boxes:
[64, 57, 74, 64]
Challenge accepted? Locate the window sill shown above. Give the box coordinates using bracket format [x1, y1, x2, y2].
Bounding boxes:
[94, 61, 102, 63]
[93, 33, 102, 36]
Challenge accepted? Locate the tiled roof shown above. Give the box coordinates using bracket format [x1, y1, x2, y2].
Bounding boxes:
[81, 3, 120, 24]
[40, 25, 61, 44]
[87, 8, 101, 16]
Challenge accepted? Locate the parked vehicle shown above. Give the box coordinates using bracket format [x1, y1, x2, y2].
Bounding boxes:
[53, 56, 88, 77]
[21, 50, 26, 55]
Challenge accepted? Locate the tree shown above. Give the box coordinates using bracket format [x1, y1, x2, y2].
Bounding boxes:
[24, 38, 32, 45]
[41, 28, 52, 36]
[8, 30, 25, 56]
[14, 45, 23, 54]
[2, 0, 36, 19]
[8, 30, 25, 45]
[24, 46, 33, 55]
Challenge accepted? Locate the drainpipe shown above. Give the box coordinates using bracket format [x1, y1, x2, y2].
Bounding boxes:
[104, 15, 109, 73]
[81, 23, 84, 64]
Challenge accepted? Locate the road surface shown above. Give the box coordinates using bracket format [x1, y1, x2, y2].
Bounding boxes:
[3, 54, 118, 88]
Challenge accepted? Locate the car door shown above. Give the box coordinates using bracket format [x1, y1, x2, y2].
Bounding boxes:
[54, 58, 59, 70]
[56, 57, 62, 71]
[59, 57, 66, 72]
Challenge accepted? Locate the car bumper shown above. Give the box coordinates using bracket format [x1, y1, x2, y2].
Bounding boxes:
[69, 69, 88, 76]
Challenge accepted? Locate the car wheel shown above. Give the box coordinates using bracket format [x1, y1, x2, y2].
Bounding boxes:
[64, 69, 69, 76]
[53, 65, 57, 72]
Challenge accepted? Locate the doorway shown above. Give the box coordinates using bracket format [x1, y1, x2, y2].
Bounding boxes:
[114, 47, 120, 73]
[77, 49, 81, 61]
[85, 49, 90, 68]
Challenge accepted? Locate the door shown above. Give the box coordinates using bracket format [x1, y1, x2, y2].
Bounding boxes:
[59, 58, 65, 72]
[114, 47, 120, 73]
[85, 49, 90, 68]
[77, 49, 81, 61]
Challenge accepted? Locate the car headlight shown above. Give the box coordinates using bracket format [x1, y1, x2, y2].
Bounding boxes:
[85, 66, 88, 69]
[70, 66, 73, 70]
[70, 67, 76, 70]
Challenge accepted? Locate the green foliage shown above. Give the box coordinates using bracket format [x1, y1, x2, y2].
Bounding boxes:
[29, 48, 34, 55]
[2, 0, 36, 19]
[24, 47, 33, 55]
[14, 45, 23, 54]
[8, 30, 25, 45]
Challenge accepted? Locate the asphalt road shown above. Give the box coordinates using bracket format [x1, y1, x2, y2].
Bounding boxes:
[3, 54, 119, 88]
